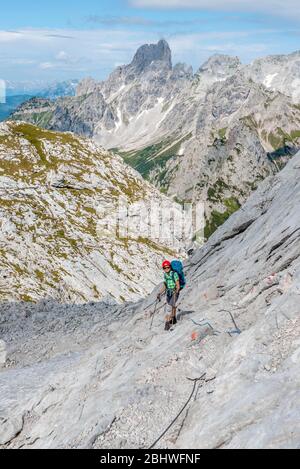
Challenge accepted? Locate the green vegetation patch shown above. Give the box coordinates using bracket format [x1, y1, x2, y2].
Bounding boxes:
[116, 177, 145, 202]
[242, 115, 258, 130]
[267, 127, 300, 150]
[290, 130, 300, 139]
[136, 236, 176, 256]
[207, 179, 231, 202]
[20, 294, 33, 302]
[218, 127, 227, 141]
[116, 234, 176, 257]
[119, 133, 192, 180]
[224, 197, 241, 212]
[35, 269, 45, 281]
[31, 111, 54, 128]
[11, 123, 79, 169]
[1, 122, 102, 180]
[204, 197, 241, 239]
[54, 229, 78, 248]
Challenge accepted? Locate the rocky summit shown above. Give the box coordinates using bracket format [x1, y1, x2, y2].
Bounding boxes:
[11, 41, 300, 238]
[129, 39, 172, 74]
[0, 121, 185, 304]
[245, 50, 300, 103]
[1, 151, 299, 449]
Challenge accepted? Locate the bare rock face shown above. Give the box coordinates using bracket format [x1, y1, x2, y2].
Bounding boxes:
[197, 54, 241, 78]
[245, 50, 300, 103]
[160, 71, 299, 229]
[130, 39, 172, 74]
[171, 63, 193, 80]
[0, 151, 299, 449]
[76, 77, 100, 97]
[0, 340, 6, 367]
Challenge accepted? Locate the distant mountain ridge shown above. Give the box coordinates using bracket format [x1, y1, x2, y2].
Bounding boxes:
[0, 79, 80, 122]
[5, 79, 79, 98]
[11, 41, 300, 238]
[0, 95, 32, 122]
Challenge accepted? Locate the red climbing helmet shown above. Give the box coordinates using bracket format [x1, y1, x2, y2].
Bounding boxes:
[162, 260, 171, 269]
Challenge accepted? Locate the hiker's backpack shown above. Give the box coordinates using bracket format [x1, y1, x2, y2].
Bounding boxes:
[171, 260, 186, 290]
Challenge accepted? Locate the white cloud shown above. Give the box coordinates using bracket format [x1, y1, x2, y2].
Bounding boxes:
[168, 32, 270, 67]
[0, 29, 61, 45]
[55, 51, 69, 61]
[130, 0, 300, 19]
[167, 30, 278, 55]
[0, 31, 24, 42]
[0, 26, 298, 81]
[39, 62, 56, 70]
[10, 59, 37, 65]
[0, 28, 158, 80]
[201, 42, 268, 53]
[86, 15, 154, 26]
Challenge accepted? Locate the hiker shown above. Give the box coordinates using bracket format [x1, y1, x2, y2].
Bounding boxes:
[157, 260, 181, 331]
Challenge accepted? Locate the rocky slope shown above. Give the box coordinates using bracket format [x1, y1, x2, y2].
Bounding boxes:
[11, 42, 300, 238]
[155, 71, 300, 237]
[0, 121, 185, 304]
[245, 50, 300, 103]
[1, 150, 299, 449]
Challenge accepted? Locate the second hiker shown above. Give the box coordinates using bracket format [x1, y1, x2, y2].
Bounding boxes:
[157, 260, 181, 331]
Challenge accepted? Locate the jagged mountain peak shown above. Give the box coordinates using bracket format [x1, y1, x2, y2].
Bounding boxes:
[243, 50, 300, 103]
[172, 62, 193, 79]
[76, 77, 100, 97]
[198, 53, 241, 75]
[250, 49, 300, 65]
[130, 38, 172, 73]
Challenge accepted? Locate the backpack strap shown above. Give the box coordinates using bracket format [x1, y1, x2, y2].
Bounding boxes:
[171, 269, 184, 290]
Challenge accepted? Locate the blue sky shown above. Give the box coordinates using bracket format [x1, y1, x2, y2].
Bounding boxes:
[0, 0, 299, 82]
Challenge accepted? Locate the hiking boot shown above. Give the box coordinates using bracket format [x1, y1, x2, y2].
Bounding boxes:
[170, 316, 177, 325]
[164, 320, 171, 331]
